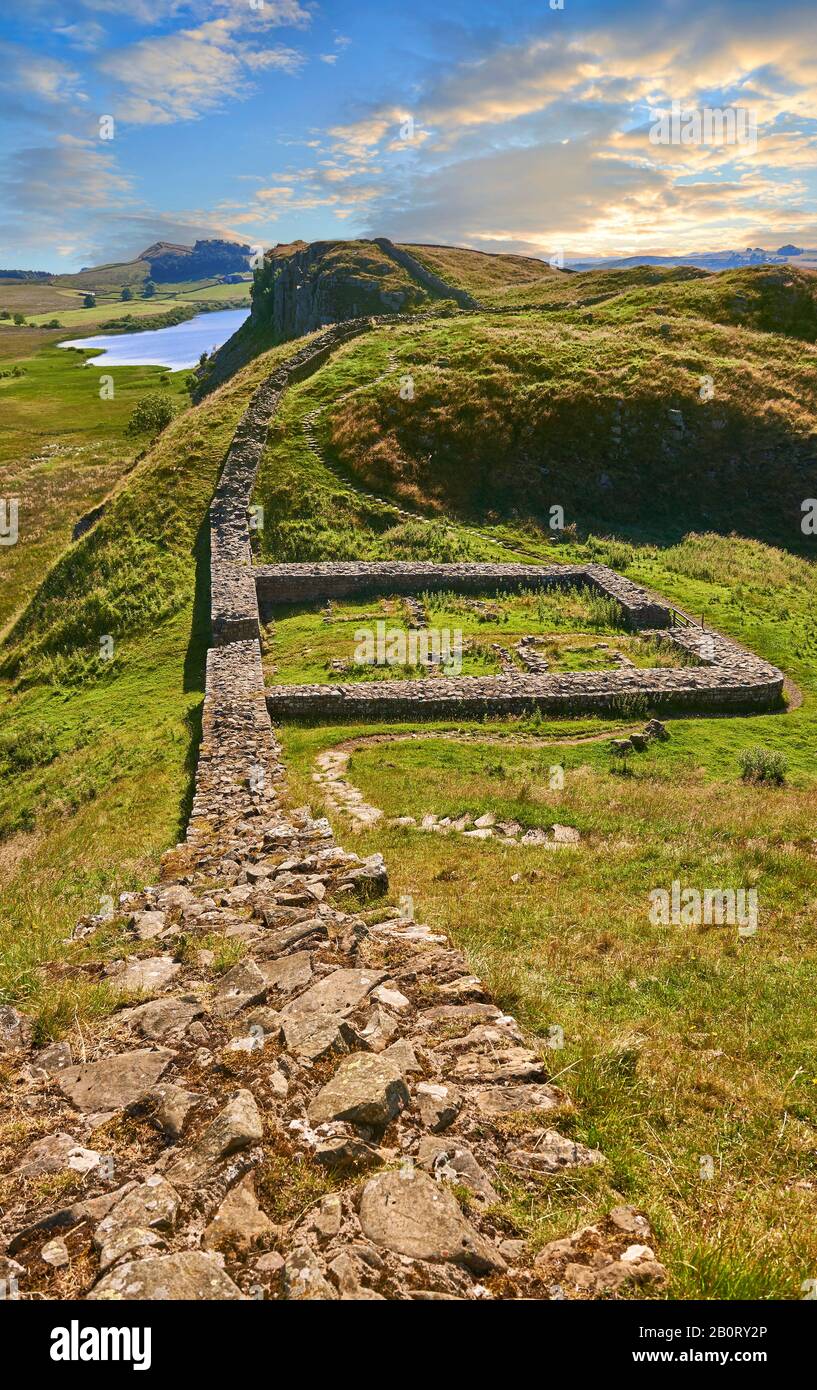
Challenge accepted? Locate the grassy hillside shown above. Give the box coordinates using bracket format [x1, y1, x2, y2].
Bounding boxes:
[209, 238, 569, 380]
[251, 327, 507, 564]
[322, 309, 816, 545]
[52, 258, 150, 293]
[0, 338, 300, 1035]
[0, 336, 189, 634]
[400, 242, 563, 302]
[589, 264, 817, 339]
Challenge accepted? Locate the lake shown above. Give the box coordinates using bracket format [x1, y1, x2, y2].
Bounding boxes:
[59, 307, 250, 370]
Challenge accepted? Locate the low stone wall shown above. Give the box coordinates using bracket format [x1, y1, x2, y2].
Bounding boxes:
[265, 666, 783, 721]
[255, 560, 670, 629]
[373, 238, 480, 310]
[210, 319, 378, 644]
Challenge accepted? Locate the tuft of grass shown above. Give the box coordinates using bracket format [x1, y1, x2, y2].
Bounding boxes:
[739, 746, 788, 785]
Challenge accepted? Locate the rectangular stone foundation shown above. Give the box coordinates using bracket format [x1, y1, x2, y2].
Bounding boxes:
[254, 561, 670, 630]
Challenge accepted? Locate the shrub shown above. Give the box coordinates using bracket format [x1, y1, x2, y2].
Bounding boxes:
[0, 723, 59, 775]
[586, 591, 625, 629]
[83, 294, 95, 308]
[739, 746, 787, 785]
[12, 312, 25, 325]
[126, 392, 178, 438]
[611, 691, 650, 720]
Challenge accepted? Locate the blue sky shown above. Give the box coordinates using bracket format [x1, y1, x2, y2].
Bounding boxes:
[1, 0, 815, 270]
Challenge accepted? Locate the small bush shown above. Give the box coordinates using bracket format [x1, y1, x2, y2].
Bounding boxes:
[739, 746, 787, 785]
[610, 691, 650, 720]
[126, 392, 178, 438]
[586, 591, 626, 629]
[0, 723, 59, 775]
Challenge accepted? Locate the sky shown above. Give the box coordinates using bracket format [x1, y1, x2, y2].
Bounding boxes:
[1, 0, 816, 271]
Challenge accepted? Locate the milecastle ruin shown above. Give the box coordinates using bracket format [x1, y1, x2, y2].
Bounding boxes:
[0, 313, 784, 1302]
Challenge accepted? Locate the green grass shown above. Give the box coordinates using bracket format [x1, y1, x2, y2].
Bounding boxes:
[252, 328, 511, 564]
[263, 589, 695, 684]
[400, 243, 562, 301]
[5, 250, 817, 1298]
[326, 310, 817, 546]
[0, 336, 302, 1035]
[0, 337, 190, 633]
[278, 524, 817, 1301]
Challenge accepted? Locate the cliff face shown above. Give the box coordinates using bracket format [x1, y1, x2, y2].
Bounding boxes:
[249, 239, 438, 342]
[200, 238, 480, 391]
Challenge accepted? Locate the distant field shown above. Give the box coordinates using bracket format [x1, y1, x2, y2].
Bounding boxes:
[2, 264, 252, 329]
[0, 281, 85, 315]
[22, 291, 247, 331]
[0, 336, 189, 633]
[177, 280, 252, 302]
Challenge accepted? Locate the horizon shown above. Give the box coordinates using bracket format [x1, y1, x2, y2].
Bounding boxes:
[1, 0, 816, 273]
[3, 232, 817, 279]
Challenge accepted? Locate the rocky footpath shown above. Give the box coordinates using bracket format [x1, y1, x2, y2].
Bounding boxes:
[0, 637, 666, 1301]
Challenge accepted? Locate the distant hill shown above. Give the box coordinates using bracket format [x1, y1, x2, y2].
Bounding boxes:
[567, 245, 817, 272]
[138, 241, 193, 262]
[147, 238, 252, 283]
[42, 239, 252, 294]
[0, 269, 53, 282]
[54, 258, 151, 292]
[207, 236, 569, 382]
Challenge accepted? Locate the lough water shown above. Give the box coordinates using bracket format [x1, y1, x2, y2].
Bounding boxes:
[59, 307, 250, 370]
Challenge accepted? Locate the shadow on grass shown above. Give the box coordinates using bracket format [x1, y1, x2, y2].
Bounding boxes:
[177, 509, 212, 832]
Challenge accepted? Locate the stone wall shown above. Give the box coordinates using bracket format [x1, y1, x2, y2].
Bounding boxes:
[210, 318, 379, 644]
[254, 560, 670, 629]
[257, 567, 783, 720]
[373, 238, 481, 310]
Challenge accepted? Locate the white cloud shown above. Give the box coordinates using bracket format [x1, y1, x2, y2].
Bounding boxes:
[0, 42, 86, 106]
[99, 17, 304, 124]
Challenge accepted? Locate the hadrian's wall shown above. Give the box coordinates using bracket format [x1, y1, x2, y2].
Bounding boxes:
[373, 238, 481, 310]
[0, 308, 780, 1302]
[254, 560, 670, 629]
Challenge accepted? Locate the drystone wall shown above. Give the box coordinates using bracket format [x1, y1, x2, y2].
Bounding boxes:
[210, 318, 376, 644]
[373, 238, 481, 310]
[254, 560, 669, 628]
[264, 625, 784, 722]
[0, 315, 671, 1302]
